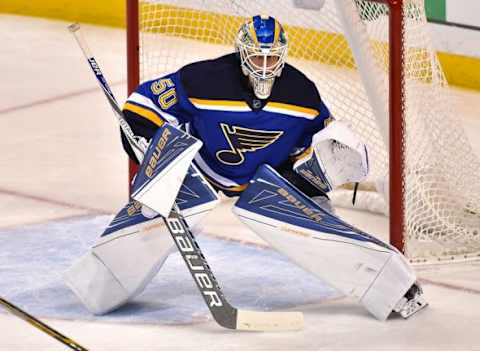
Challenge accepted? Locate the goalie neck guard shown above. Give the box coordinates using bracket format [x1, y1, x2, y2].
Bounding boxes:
[235, 15, 288, 99]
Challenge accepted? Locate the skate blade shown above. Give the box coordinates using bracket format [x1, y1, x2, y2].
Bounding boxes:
[399, 296, 428, 319]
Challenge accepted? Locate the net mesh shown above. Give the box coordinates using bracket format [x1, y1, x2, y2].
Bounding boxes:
[136, 0, 480, 262]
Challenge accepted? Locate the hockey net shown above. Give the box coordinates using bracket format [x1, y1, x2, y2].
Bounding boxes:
[127, 0, 480, 263]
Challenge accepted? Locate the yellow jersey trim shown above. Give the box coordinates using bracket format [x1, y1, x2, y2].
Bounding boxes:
[203, 174, 248, 192]
[265, 102, 319, 117]
[189, 98, 249, 107]
[123, 103, 165, 127]
[293, 147, 313, 162]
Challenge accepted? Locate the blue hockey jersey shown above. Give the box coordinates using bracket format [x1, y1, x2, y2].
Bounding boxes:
[122, 53, 331, 193]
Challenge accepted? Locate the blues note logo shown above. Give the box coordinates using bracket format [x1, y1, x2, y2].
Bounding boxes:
[216, 123, 283, 165]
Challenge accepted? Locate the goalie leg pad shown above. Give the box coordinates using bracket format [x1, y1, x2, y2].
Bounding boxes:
[65, 250, 130, 315]
[312, 195, 335, 214]
[64, 207, 177, 315]
[233, 165, 419, 320]
[359, 253, 416, 320]
[65, 228, 176, 315]
[65, 166, 219, 315]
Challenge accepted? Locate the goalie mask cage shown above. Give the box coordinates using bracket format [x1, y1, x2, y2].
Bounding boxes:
[126, 0, 480, 264]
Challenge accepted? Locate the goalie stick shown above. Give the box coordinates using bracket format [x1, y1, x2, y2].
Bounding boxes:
[68, 23, 303, 331]
[0, 296, 89, 350]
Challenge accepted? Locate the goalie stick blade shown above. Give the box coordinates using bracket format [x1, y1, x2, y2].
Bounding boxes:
[236, 310, 304, 331]
[166, 208, 304, 332]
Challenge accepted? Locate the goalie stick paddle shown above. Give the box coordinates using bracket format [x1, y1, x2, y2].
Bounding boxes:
[0, 297, 89, 350]
[69, 23, 303, 331]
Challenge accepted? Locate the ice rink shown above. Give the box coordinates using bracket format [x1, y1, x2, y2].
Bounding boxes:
[1, 15, 480, 351]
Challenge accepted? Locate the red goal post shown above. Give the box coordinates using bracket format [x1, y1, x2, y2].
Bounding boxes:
[126, 0, 140, 186]
[125, 0, 480, 263]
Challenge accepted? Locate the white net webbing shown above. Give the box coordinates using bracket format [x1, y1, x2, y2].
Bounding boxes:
[136, 0, 480, 262]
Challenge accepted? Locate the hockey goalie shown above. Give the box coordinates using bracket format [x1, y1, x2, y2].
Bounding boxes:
[65, 15, 428, 321]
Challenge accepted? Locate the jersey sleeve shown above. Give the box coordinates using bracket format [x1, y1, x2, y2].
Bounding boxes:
[121, 71, 192, 163]
[293, 87, 332, 154]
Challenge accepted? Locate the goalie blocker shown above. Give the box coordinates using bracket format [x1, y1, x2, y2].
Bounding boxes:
[233, 164, 427, 320]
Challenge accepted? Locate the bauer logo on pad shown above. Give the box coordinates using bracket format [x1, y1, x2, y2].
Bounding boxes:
[145, 128, 172, 178]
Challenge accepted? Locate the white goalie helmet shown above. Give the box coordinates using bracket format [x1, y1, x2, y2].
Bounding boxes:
[235, 15, 288, 99]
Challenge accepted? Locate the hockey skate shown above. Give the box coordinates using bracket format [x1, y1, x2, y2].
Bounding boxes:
[393, 283, 428, 319]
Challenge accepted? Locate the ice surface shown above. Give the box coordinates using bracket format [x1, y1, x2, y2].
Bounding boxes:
[0, 215, 340, 325]
[1, 15, 479, 351]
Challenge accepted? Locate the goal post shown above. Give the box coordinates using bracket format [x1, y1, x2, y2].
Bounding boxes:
[126, 0, 140, 183]
[384, 0, 406, 253]
[126, 0, 480, 263]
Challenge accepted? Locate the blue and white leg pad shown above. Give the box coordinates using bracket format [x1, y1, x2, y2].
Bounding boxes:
[233, 165, 418, 320]
[65, 165, 219, 315]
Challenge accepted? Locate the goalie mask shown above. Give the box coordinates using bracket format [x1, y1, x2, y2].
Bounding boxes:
[235, 15, 288, 99]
